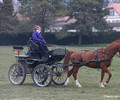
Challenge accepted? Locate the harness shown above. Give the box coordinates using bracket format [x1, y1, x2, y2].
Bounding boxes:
[94, 47, 112, 68]
[72, 47, 112, 69]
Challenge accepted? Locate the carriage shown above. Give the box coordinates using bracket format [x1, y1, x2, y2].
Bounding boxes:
[8, 39, 68, 87]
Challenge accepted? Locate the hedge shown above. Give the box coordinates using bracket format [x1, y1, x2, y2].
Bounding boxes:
[0, 32, 120, 45]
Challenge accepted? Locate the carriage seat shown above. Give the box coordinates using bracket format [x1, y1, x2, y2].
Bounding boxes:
[27, 38, 47, 59]
[27, 39, 39, 51]
[13, 46, 24, 55]
[13, 46, 24, 50]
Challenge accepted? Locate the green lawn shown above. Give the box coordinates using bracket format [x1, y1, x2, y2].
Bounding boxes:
[0, 45, 120, 100]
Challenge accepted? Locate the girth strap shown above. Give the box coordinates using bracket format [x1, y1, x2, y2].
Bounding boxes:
[94, 48, 100, 68]
[95, 48, 98, 60]
[103, 47, 106, 58]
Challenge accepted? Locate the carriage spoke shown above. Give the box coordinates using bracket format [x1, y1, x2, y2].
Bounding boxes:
[52, 66, 67, 85]
[32, 64, 52, 87]
[11, 66, 24, 83]
[8, 63, 26, 85]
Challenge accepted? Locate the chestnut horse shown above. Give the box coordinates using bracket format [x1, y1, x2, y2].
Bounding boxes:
[63, 40, 120, 88]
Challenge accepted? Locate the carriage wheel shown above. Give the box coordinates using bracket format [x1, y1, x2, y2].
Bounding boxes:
[8, 63, 26, 85]
[52, 64, 67, 85]
[32, 64, 52, 87]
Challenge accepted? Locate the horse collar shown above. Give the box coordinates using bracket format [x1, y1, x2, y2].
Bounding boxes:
[94, 47, 112, 69]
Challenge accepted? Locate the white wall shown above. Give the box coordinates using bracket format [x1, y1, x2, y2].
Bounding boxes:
[12, 0, 20, 12]
[0, 0, 20, 12]
[0, 0, 3, 3]
[104, 9, 120, 23]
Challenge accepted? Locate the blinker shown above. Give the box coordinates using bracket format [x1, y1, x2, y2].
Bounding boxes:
[15, 50, 19, 54]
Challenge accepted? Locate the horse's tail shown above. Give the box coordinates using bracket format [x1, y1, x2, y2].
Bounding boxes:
[63, 51, 74, 73]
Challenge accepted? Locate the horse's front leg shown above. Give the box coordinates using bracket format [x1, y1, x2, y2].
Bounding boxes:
[64, 67, 74, 86]
[99, 69, 105, 88]
[73, 66, 82, 88]
[104, 67, 112, 87]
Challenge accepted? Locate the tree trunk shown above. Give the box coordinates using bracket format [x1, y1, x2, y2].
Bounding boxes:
[78, 33, 82, 45]
[42, 26, 45, 34]
[42, 10, 46, 34]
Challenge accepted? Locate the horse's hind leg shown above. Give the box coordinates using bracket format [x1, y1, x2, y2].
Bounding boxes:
[73, 66, 82, 88]
[100, 69, 105, 88]
[64, 68, 74, 86]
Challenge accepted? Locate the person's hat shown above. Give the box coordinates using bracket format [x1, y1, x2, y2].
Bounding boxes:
[34, 25, 41, 30]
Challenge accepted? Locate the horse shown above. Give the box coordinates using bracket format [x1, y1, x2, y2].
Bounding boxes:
[63, 39, 120, 88]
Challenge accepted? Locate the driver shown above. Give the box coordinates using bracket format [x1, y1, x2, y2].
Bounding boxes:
[32, 25, 48, 57]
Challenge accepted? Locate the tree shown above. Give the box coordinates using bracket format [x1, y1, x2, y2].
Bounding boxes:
[20, 0, 68, 34]
[64, 0, 111, 45]
[0, 0, 18, 33]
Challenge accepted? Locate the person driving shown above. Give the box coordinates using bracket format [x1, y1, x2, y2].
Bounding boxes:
[32, 25, 46, 43]
[32, 25, 48, 57]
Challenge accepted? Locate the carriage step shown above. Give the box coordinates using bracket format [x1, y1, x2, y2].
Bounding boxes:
[15, 55, 30, 58]
[26, 74, 32, 76]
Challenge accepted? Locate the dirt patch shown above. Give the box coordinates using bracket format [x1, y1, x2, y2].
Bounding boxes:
[104, 95, 120, 98]
[1, 98, 44, 100]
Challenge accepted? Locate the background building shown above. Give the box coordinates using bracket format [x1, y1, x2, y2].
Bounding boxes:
[104, 3, 120, 31]
[104, 0, 120, 7]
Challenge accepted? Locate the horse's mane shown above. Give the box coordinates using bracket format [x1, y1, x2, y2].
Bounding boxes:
[98, 39, 120, 51]
[106, 39, 120, 49]
[112, 39, 120, 43]
[109, 39, 120, 45]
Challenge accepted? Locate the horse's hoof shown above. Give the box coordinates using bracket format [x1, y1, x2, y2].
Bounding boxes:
[78, 86, 82, 88]
[99, 83, 105, 88]
[104, 82, 108, 87]
[76, 84, 82, 88]
[64, 83, 68, 86]
[64, 84, 67, 87]
[100, 85, 105, 88]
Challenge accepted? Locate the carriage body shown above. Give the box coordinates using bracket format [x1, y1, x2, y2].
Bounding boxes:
[8, 41, 68, 87]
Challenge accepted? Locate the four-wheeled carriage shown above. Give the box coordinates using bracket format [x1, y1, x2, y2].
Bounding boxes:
[8, 40, 68, 87]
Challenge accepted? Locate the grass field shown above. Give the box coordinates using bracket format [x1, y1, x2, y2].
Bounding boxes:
[0, 45, 120, 100]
